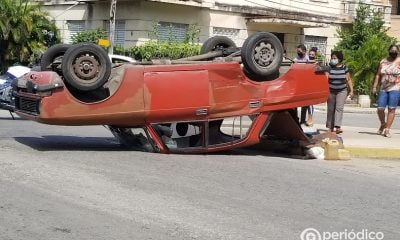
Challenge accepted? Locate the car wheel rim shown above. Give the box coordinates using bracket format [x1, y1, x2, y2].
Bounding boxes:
[72, 54, 100, 81]
[253, 41, 275, 68]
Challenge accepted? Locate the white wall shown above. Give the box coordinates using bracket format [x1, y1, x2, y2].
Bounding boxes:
[215, 0, 343, 16]
[42, 0, 391, 56]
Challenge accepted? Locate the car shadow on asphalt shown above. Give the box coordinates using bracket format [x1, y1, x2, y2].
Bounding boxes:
[207, 145, 314, 160]
[0, 116, 28, 120]
[14, 136, 314, 159]
[14, 135, 128, 151]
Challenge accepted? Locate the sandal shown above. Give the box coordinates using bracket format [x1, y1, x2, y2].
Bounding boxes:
[383, 128, 391, 138]
[305, 121, 314, 127]
[378, 123, 386, 135]
[335, 128, 343, 134]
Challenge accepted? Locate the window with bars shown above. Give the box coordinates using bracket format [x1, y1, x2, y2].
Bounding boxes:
[304, 35, 327, 63]
[104, 20, 126, 46]
[157, 22, 188, 42]
[67, 20, 86, 42]
[212, 27, 240, 40]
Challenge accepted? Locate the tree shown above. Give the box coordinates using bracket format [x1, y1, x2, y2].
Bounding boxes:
[335, 2, 396, 96]
[0, 0, 59, 72]
[344, 36, 389, 95]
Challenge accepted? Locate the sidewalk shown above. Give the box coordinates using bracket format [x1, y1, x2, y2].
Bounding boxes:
[310, 104, 400, 159]
[314, 103, 400, 115]
[303, 124, 400, 159]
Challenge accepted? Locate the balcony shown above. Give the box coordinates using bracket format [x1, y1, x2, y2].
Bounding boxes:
[339, 1, 391, 24]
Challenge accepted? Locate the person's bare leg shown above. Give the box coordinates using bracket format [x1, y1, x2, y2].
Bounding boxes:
[377, 108, 386, 134]
[386, 109, 396, 128]
[383, 109, 395, 137]
[306, 114, 314, 126]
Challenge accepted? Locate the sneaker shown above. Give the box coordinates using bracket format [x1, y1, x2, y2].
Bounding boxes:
[383, 128, 391, 138]
[378, 123, 386, 135]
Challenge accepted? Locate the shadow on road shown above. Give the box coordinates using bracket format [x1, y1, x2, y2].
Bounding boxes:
[0, 117, 28, 120]
[358, 131, 379, 135]
[14, 136, 313, 159]
[14, 135, 126, 151]
[206, 142, 314, 160]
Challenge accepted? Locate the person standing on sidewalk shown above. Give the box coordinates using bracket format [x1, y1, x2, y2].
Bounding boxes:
[326, 51, 354, 134]
[372, 44, 400, 138]
[301, 47, 318, 126]
[294, 44, 314, 126]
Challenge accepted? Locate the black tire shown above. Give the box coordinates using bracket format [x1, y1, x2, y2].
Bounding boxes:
[243, 68, 280, 82]
[62, 43, 111, 91]
[241, 32, 283, 80]
[200, 36, 237, 55]
[40, 44, 71, 71]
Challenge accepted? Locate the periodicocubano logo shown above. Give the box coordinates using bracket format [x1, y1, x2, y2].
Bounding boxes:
[300, 228, 385, 240]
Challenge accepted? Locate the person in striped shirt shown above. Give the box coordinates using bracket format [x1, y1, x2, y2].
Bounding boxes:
[326, 51, 354, 134]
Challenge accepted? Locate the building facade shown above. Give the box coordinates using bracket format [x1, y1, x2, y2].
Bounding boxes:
[38, 0, 392, 60]
[389, 0, 400, 39]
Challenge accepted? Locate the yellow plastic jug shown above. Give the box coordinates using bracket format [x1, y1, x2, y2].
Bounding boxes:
[324, 139, 340, 160]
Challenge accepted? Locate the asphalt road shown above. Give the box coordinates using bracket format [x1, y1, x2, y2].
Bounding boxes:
[1, 111, 400, 239]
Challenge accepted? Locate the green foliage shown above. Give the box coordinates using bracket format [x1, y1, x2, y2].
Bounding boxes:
[71, 28, 107, 45]
[148, 22, 200, 43]
[314, 52, 325, 65]
[0, 0, 59, 72]
[344, 36, 389, 95]
[128, 41, 200, 61]
[335, 2, 396, 96]
[336, 2, 391, 51]
[129, 22, 201, 60]
[184, 24, 201, 44]
[113, 44, 126, 55]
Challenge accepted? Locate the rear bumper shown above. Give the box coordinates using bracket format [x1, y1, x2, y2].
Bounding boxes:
[14, 71, 64, 117]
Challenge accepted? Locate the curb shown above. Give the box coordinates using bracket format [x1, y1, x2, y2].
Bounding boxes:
[314, 105, 400, 115]
[346, 147, 400, 160]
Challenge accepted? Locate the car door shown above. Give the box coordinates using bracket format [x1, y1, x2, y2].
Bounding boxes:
[143, 67, 210, 122]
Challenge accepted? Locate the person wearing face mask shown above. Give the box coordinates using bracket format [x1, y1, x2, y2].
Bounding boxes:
[372, 44, 400, 138]
[294, 44, 309, 63]
[293, 44, 313, 126]
[299, 47, 319, 126]
[326, 51, 354, 134]
[308, 48, 317, 62]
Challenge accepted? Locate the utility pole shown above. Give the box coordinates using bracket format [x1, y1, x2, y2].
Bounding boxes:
[109, 0, 117, 54]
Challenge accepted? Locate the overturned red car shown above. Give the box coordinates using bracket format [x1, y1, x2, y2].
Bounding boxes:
[13, 32, 328, 153]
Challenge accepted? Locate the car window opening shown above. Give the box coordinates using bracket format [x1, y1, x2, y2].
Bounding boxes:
[152, 114, 258, 150]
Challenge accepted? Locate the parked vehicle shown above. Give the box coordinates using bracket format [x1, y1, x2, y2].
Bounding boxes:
[109, 54, 136, 64]
[13, 32, 329, 153]
[0, 66, 31, 113]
